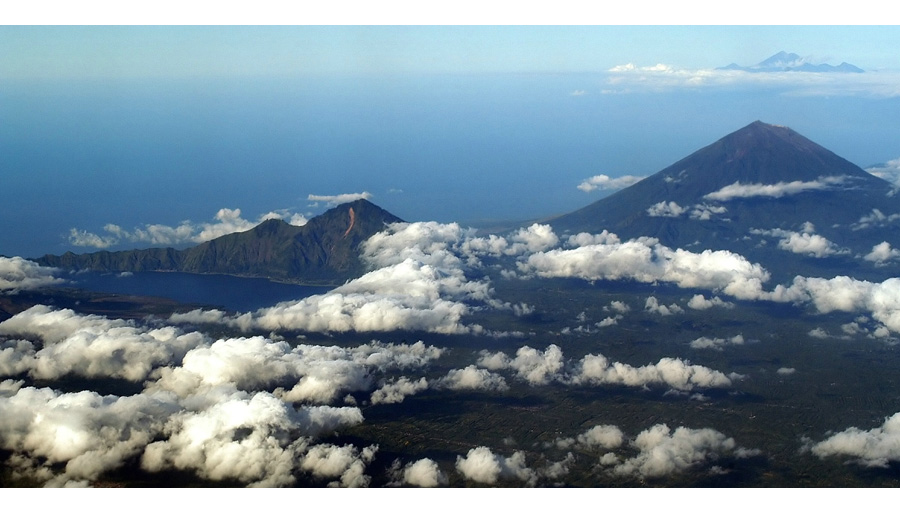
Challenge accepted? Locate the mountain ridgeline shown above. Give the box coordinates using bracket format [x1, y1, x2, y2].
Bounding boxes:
[37, 122, 900, 286]
[549, 121, 900, 282]
[718, 51, 864, 73]
[37, 200, 404, 285]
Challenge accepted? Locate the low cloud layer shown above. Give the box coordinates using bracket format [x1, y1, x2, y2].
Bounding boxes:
[554, 424, 625, 451]
[767, 276, 900, 334]
[0, 303, 453, 487]
[604, 63, 900, 98]
[751, 223, 849, 258]
[0, 382, 367, 487]
[455, 446, 536, 485]
[687, 294, 734, 310]
[609, 424, 759, 479]
[506, 226, 900, 336]
[517, 235, 771, 301]
[0, 305, 208, 381]
[811, 412, 900, 468]
[168, 221, 529, 335]
[0, 257, 64, 292]
[478, 344, 734, 392]
[690, 334, 745, 351]
[437, 365, 509, 392]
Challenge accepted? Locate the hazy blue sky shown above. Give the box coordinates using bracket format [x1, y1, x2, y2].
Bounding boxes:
[3, 26, 900, 79]
[2, 23, 900, 257]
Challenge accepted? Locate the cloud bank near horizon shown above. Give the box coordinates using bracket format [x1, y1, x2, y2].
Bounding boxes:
[603, 62, 900, 97]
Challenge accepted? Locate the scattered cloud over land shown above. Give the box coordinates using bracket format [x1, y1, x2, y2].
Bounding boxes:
[687, 294, 734, 310]
[811, 412, 900, 468]
[0, 380, 367, 487]
[392, 458, 448, 487]
[0, 305, 207, 382]
[455, 446, 536, 485]
[478, 343, 735, 392]
[517, 233, 771, 301]
[689, 334, 745, 351]
[644, 296, 684, 316]
[646, 201, 686, 218]
[852, 208, 900, 230]
[645, 201, 727, 220]
[437, 365, 509, 392]
[0, 304, 451, 487]
[554, 424, 625, 451]
[751, 223, 850, 258]
[609, 424, 760, 479]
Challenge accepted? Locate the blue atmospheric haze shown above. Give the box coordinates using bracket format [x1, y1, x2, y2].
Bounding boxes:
[2, 52, 900, 258]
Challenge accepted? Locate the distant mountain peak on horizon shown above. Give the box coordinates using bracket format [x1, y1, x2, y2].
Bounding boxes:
[718, 52, 864, 73]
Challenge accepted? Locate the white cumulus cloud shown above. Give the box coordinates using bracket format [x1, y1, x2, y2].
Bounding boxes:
[751, 223, 849, 258]
[811, 412, 900, 468]
[398, 458, 448, 487]
[864, 241, 900, 265]
[455, 446, 536, 485]
[687, 294, 734, 310]
[307, 192, 372, 206]
[689, 334, 745, 351]
[577, 174, 645, 192]
[0, 257, 65, 292]
[370, 376, 429, 405]
[646, 201, 686, 218]
[0, 305, 208, 382]
[610, 424, 759, 479]
[572, 353, 733, 391]
[437, 365, 509, 392]
[703, 176, 847, 201]
[518, 234, 771, 301]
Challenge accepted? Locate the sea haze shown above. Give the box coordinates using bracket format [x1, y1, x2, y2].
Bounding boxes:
[3, 73, 900, 258]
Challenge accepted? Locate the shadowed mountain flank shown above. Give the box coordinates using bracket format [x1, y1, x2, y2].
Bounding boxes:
[36, 200, 404, 285]
[550, 121, 900, 281]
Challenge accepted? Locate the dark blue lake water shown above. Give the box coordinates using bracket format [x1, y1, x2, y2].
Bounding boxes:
[68, 271, 331, 312]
